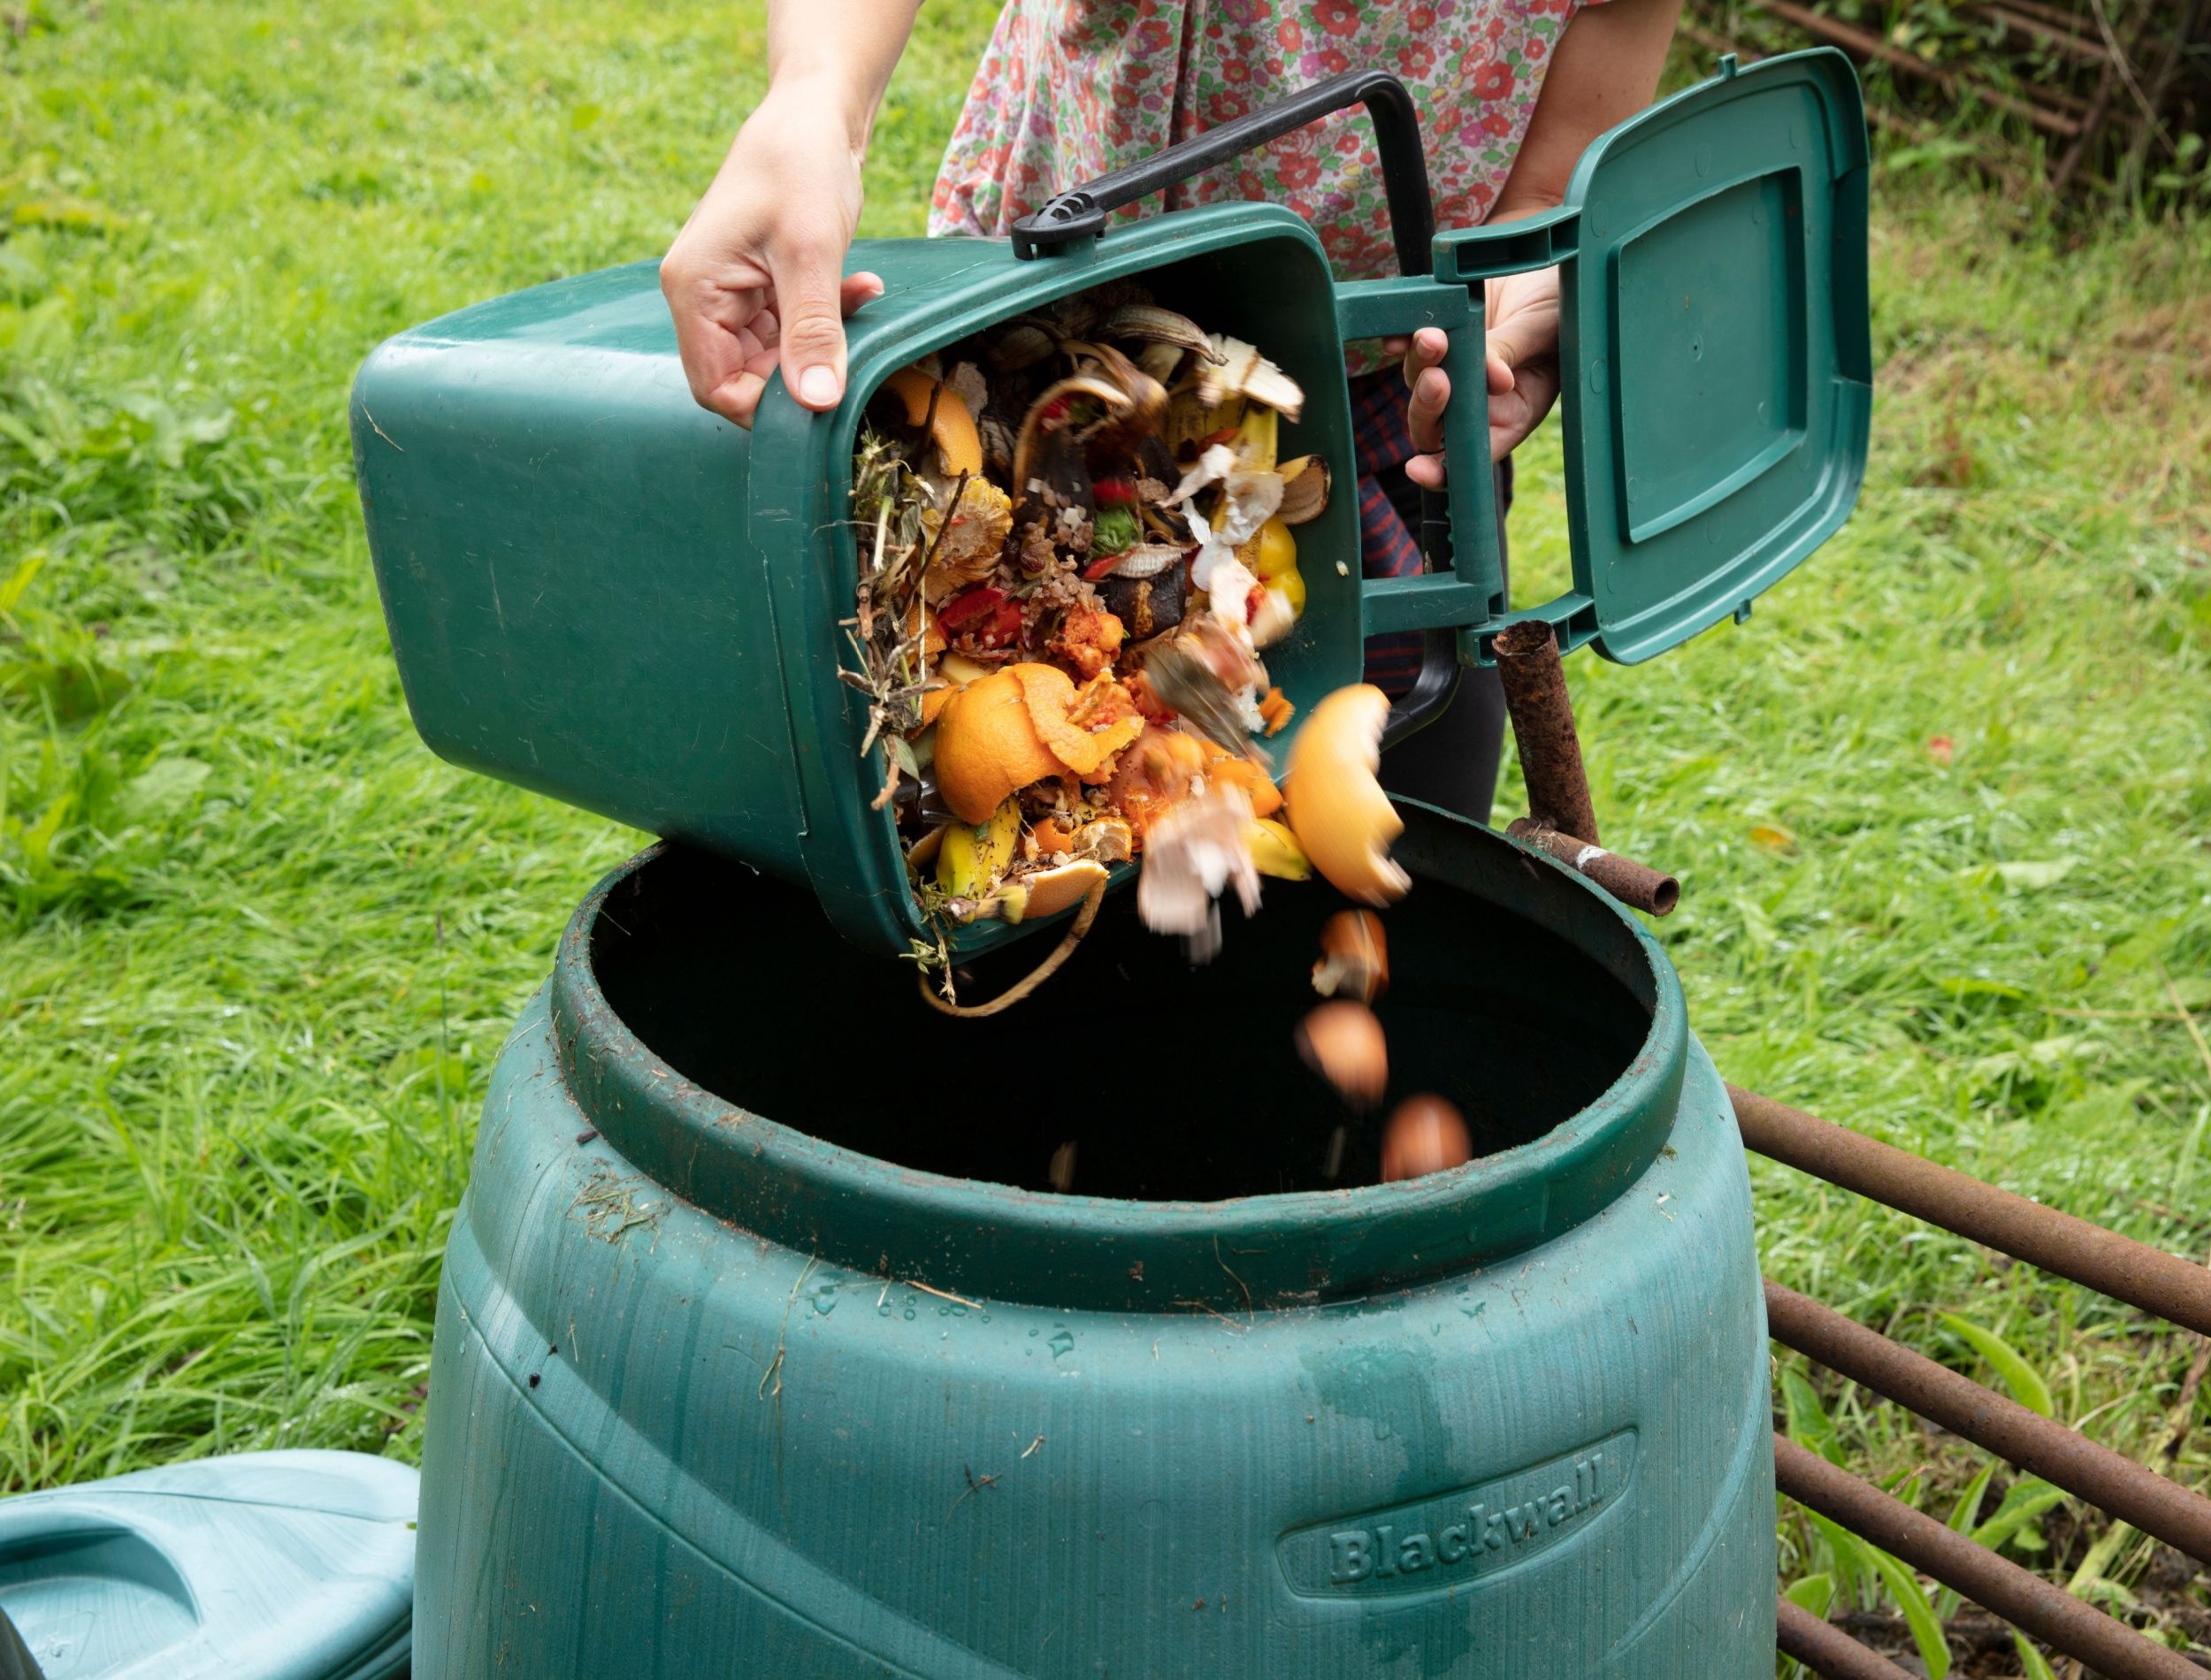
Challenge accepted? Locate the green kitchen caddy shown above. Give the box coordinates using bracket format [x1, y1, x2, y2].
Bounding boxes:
[351, 50, 1869, 960]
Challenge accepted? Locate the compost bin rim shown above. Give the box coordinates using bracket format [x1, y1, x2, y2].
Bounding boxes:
[548, 809, 1689, 1315]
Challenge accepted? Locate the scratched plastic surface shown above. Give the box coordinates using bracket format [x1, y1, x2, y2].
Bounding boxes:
[413, 806, 1774, 1676]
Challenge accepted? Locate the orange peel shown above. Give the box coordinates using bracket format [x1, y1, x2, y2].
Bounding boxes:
[1010, 663, 1144, 780]
[933, 670, 1066, 824]
[1019, 859, 1109, 920]
[1196, 740, 1282, 818]
[916, 649, 988, 729]
[1283, 684, 1409, 905]
[882, 366, 983, 477]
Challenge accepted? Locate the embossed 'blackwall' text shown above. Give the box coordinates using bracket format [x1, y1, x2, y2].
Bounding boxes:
[1327, 1451, 1608, 1585]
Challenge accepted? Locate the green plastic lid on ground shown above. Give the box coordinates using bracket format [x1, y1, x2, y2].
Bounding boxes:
[0, 1450, 416, 1680]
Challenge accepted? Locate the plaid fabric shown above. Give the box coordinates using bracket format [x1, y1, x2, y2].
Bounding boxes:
[1350, 370, 1427, 694]
[1349, 368, 1515, 698]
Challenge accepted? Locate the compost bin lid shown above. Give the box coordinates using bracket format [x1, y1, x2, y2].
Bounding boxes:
[1442, 49, 1872, 665]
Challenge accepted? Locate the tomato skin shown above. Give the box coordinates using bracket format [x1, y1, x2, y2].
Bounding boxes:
[938, 585, 1007, 631]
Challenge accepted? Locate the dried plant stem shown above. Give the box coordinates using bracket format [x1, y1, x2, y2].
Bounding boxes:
[916, 874, 1107, 1019]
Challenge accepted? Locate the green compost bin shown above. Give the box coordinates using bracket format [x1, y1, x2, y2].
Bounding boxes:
[414, 809, 1778, 1677]
[350, 50, 1870, 962]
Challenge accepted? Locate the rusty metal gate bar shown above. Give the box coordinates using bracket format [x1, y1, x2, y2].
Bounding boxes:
[1775, 1437, 2203, 1680]
[1775, 1597, 1916, 1680]
[1731, 1085, 2211, 1336]
[1734, 1085, 2211, 1679]
[1765, 1280, 2211, 1564]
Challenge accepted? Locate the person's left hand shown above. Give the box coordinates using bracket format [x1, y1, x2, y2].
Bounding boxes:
[1389, 264, 1564, 485]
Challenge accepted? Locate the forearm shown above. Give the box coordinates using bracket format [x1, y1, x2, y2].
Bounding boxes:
[1491, 0, 1683, 220]
[763, 0, 924, 150]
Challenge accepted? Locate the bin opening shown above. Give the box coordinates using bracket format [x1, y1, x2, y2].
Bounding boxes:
[838, 239, 1366, 958]
[587, 839, 1651, 1203]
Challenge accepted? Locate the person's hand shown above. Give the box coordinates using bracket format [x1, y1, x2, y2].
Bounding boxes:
[1479, 265, 1562, 463]
[661, 83, 886, 428]
[1388, 265, 1564, 485]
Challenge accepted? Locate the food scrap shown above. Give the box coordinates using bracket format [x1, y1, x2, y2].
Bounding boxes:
[848, 282, 1333, 959]
[1283, 685, 1410, 907]
[1311, 910, 1389, 1004]
[1381, 1096, 1473, 1183]
[1296, 999, 1389, 1111]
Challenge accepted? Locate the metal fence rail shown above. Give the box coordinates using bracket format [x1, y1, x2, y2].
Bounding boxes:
[1731, 1085, 2211, 1337]
[1765, 1280, 2211, 1566]
[1734, 1085, 2211, 1679]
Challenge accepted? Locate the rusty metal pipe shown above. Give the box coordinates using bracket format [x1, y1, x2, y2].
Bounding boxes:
[1730, 1086, 2211, 1338]
[1766, 1281, 2211, 1565]
[1775, 1597, 1917, 1680]
[1773, 1435, 2204, 1680]
[1506, 819, 1679, 916]
[1493, 619, 1601, 845]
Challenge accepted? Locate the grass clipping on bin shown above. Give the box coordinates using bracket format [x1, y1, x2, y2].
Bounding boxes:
[845, 427, 967, 992]
[842, 427, 940, 813]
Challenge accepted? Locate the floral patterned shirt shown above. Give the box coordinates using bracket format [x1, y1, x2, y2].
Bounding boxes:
[927, 0, 1605, 290]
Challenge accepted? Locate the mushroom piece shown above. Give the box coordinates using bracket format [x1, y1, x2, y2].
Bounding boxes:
[1197, 334, 1305, 422]
[1276, 454, 1332, 525]
[1100, 565, 1186, 641]
[1101, 302, 1225, 363]
[1312, 910, 1389, 1004]
[1060, 340, 1170, 464]
[1010, 375, 1133, 505]
[1381, 1096, 1473, 1182]
[1296, 1000, 1388, 1110]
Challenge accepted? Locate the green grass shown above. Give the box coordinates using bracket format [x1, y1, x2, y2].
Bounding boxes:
[4, 0, 2208, 1661]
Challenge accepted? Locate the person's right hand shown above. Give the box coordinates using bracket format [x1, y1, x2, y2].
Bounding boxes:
[661, 84, 885, 429]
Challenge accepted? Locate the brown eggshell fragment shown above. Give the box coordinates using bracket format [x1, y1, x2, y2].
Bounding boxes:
[1312, 909, 1389, 1004]
[1296, 1001, 1388, 1111]
[1381, 1096, 1473, 1183]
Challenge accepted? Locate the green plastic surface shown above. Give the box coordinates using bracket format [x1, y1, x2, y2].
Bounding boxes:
[351, 52, 1871, 957]
[412, 809, 1775, 1676]
[1440, 49, 1871, 662]
[0, 1451, 416, 1680]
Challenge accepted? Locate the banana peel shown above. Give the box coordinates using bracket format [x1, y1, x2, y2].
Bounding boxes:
[937, 796, 1021, 899]
[1248, 816, 1312, 881]
[1231, 403, 1278, 472]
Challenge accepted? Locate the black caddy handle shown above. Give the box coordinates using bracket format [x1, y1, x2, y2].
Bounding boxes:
[1011, 69, 1436, 278]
